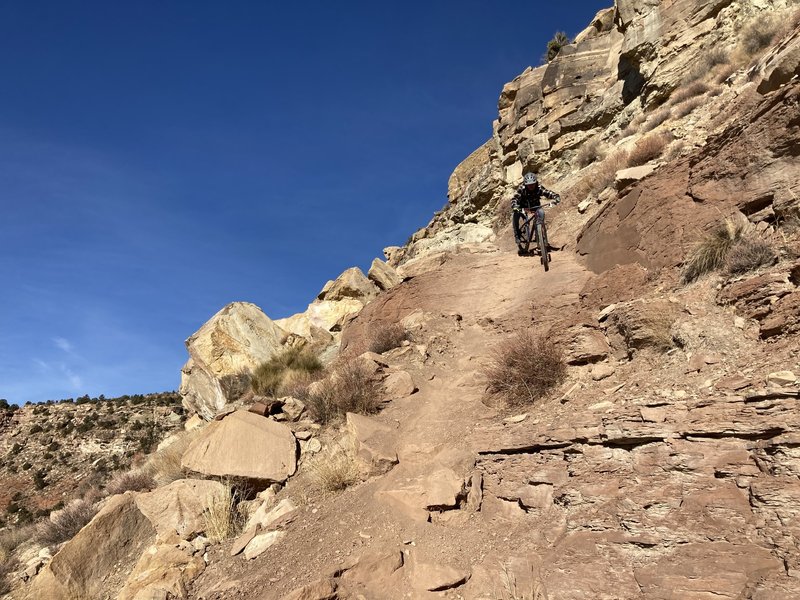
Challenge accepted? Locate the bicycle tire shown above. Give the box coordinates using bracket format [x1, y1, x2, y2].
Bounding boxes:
[536, 222, 549, 271]
[520, 217, 532, 254]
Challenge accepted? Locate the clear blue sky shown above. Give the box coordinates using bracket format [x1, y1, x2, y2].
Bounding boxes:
[0, 1, 610, 403]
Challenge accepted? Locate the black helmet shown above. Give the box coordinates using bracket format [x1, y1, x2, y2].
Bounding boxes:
[523, 172, 538, 186]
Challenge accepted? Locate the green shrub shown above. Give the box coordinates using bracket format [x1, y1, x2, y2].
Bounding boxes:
[484, 330, 567, 407]
[219, 369, 252, 401]
[251, 346, 323, 397]
[546, 31, 570, 62]
[29, 424, 43, 434]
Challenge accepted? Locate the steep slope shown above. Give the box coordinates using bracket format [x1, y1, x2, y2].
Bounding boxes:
[7, 0, 800, 598]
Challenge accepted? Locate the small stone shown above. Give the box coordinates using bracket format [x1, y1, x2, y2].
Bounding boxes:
[673, 390, 688, 399]
[503, 413, 528, 424]
[578, 199, 593, 213]
[294, 430, 312, 441]
[767, 371, 797, 386]
[303, 438, 322, 454]
[597, 304, 617, 321]
[735, 316, 746, 329]
[589, 401, 614, 411]
[591, 363, 615, 381]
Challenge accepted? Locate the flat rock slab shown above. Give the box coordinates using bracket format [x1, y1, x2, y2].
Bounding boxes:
[615, 164, 655, 190]
[412, 561, 470, 592]
[243, 530, 284, 560]
[181, 410, 297, 483]
[135, 478, 227, 540]
[346, 412, 399, 475]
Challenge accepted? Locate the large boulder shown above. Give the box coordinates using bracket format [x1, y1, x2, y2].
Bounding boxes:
[181, 410, 297, 483]
[180, 302, 288, 420]
[118, 542, 206, 600]
[26, 493, 157, 600]
[346, 413, 399, 476]
[318, 267, 379, 302]
[134, 479, 227, 540]
[368, 258, 402, 291]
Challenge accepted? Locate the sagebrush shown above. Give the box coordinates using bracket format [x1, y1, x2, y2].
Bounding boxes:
[36, 499, 97, 546]
[106, 470, 155, 496]
[367, 322, 408, 354]
[251, 346, 323, 397]
[303, 359, 382, 424]
[726, 237, 776, 275]
[546, 32, 570, 62]
[484, 330, 567, 406]
[628, 133, 669, 167]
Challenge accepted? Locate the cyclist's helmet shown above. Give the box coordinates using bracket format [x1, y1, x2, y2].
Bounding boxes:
[523, 172, 538, 187]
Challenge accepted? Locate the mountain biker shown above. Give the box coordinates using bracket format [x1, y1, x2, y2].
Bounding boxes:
[512, 172, 561, 256]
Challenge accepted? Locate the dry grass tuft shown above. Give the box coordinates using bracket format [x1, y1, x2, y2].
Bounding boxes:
[367, 322, 408, 354]
[575, 138, 607, 169]
[567, 151, 629, 203]
[144, 429, 201, 486]
[484, 329, 567, 407]
[641, 107, 671, 132]
[219, 369, 252, 402]
[36, 499, 97, 546]
[106, 470, 156, 496]
[674, 97, 705, 119]
[665, 140, 687, 162]
[307, 441, 360, 493]
[683, 219, 743, 283]
[686, 47, 730, 82]
[670, 81, 709, 105]
[202, 483, 245, 543]
[252, 347, 323, 397]
[304, 359, 382, 424]
[715, 63, 738, 83]
[628, 133, 670, 167]
[726, 237, 777, 275]
[0, 554, 19, 595]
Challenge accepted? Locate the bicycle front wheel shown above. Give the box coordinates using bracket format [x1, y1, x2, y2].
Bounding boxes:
[536, 222, 549, 271]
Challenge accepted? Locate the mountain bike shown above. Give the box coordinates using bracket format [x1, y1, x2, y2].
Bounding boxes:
[514, 202, 557, 272]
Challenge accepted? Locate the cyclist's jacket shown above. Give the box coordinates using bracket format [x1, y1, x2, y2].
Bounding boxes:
[512, 184, 560, 210]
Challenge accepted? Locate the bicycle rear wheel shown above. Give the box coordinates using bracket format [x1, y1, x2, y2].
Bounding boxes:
[536, 222, 549, 271]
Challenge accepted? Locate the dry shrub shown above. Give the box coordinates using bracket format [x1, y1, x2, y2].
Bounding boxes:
[567, 151, 629, 203]
[202, 483, 245, 543]
[0, 554, 18, 595]
[252, 347, 323, 397]
[642, 107, 671, 132]
[682, 219, 743, 283]
[36, 499, 97, 546]
[687, 47, 730, 82]
[575, 138, 607, 169]
[670, 81, 708, 105]
[219, 369, 251, 402]
[665, 140, 687, 162]
[145, 429, 201, 486]
[484, 330, 567, 407]
[674, 97, 704, 119]
[739, 16, 780, 57]
[306, 441, 360, 493]
[628, 133, 669, 167]
[367, 322, 408, 354]
[106, 469, 155, 496]
[0, 526, 34, 559]
[715, 63, 737, 83]
[304, 359, 382, 424]
[280, 369, 325, 400]
[726, 237, 777, 275]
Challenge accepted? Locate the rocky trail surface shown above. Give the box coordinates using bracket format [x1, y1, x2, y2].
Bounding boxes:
[187, 242, 800, 600]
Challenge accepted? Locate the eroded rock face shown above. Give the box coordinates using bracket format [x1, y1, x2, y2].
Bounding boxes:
[134, 479, 227, 540]
[181, 410, 297, 483]
[180, 302, 288, 420]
